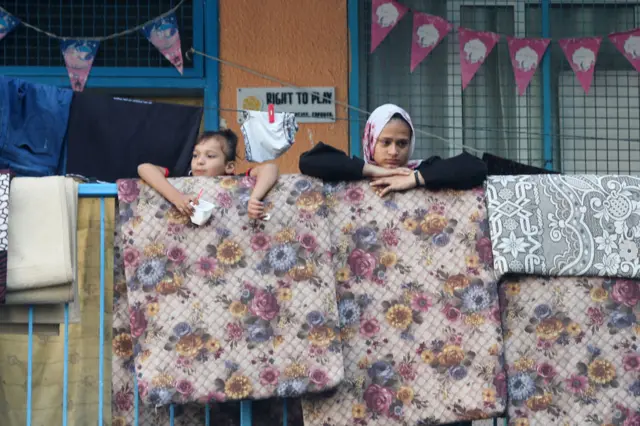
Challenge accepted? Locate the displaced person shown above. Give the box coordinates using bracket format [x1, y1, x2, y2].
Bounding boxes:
[138, 129, 279, 219]
[299, 104, 487, 195]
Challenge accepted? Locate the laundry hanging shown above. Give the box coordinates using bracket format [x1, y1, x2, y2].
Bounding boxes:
[0, 77, 73, 177]
[302, 182, 505, 425]
[500, 275, 639, 426]
[114, 175, 344, 408]
[240, 110, 298, 163]
[486, 174, 640, 278]
[66, 93, 203, 182]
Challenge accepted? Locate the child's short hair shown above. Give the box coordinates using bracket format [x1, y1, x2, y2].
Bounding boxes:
[196, 129, 238, 163]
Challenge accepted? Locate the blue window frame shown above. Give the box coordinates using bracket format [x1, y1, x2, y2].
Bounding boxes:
[0, 0, 204, 79]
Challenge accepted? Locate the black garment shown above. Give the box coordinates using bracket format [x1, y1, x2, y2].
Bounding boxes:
[66, 93, 203, 182]
[482, 153, 559, 175]
[299, 142, 488, 190]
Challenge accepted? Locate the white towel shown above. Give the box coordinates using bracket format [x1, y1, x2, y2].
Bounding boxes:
[240, 110, 298, 162]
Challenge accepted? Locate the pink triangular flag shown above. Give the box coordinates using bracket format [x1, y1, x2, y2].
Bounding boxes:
[410, 12, 452, 72]
[507, 37, 551, 95]
[61, 40, 99, 92]
[559, 37, 602, 94]
[141, 12, 184, 75]
[609, 28, 640, 72]
[458, 28, 500, 90]
[370, 0, 408, 53]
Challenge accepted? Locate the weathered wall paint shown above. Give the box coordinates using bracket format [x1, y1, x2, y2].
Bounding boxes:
[219, 0, 349, 173]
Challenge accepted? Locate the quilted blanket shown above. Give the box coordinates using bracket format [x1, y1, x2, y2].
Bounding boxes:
[486, 175, 640, 279]
[500, 276, 639, 426]
[114, 175, 344, 408]
[302, 183, 505, 425]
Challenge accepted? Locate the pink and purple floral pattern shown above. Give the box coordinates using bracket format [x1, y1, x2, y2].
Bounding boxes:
[501, 276, 639, 426]
[302, 184, 505, 425]
[113, 175, 344, 409]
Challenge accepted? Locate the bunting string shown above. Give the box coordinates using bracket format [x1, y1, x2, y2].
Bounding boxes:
[188, 48, 640, 156]
[0, 1, 185, 41]
[370, 0, 640, 95]
[0, 1, 187, 91]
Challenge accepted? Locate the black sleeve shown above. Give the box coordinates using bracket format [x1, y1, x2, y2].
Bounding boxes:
[299, 142, 366, 182]
[417, 152, 488, 190]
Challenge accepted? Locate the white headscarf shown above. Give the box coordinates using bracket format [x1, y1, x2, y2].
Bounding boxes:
[361, 104, 421, 169]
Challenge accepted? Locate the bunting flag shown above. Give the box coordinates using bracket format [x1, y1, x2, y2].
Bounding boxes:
[458, 27, 500, 90]
[0, 9, 20, 41]
[410, 12, 452, 72]
[507, 37, 551, 96]
[370, 0, 408, 53]
[609, 28, 640, 72]
[141, 12, 184, 75]
[559, 37, 602, 94]
[60, 40, 100, 92]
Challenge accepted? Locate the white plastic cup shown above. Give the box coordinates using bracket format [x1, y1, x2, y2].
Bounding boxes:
[190, 199, 215, 226]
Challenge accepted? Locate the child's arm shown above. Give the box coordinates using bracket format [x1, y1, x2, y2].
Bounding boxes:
[137, 163, 195, 216]
[247, 163, 279, 219]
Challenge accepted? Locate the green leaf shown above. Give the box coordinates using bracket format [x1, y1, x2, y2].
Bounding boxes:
[297, 331, 308, 339]
[168, 335, 179, 343]
[163, 343, 174, 351]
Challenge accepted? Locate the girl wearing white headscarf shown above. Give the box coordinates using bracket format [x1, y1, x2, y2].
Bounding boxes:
[299, 104, 486, 195]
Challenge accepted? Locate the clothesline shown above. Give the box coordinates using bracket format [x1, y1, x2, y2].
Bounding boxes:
[212, 105, 640, 147]
[188, 49, 640, 149]
[0, 0, 185, 41]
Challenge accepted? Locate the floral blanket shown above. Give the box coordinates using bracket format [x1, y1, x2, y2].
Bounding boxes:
[486, 175, 640, 278]
[500, 276, 639, 426]
[301, 183, 505, 425]
[113, 175, 344, 409]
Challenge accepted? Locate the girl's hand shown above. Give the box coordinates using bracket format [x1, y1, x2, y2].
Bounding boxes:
[248, 198, 265, 219]
[363, 163, 412, 178]
[171, 193, 196, 216]
[370, 174, 417, 197]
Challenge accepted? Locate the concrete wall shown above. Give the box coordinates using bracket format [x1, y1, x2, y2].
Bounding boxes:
[219, 0, 349, 173]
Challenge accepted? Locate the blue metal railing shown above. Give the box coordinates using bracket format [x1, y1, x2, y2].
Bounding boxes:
[19, 183, 286, 426]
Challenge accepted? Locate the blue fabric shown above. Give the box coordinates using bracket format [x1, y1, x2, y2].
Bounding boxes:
[0, 76, 73, 176]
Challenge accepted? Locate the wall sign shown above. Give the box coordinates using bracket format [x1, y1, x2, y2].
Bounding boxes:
[237, 87, 336, 123]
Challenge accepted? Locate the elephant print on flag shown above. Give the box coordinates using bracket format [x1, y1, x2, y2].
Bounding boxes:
[559, 37, 602, 95]
[458, 27, 500, 90]
[507, 37, 551, 96]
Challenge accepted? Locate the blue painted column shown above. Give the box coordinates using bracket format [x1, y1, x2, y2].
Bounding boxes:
[348, 0, 361, 157]
[541, 0, 553, 170]
[204, 0, 220, 131]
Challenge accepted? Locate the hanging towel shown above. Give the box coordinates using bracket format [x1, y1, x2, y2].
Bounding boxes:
[0, 170, 11, 304]
[6, 177, 77, 299]
[240, 110, 298, 162]
[0, 77, 73, 177]
[482, 153, 559, 175]
[66, 93, 203, 182]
